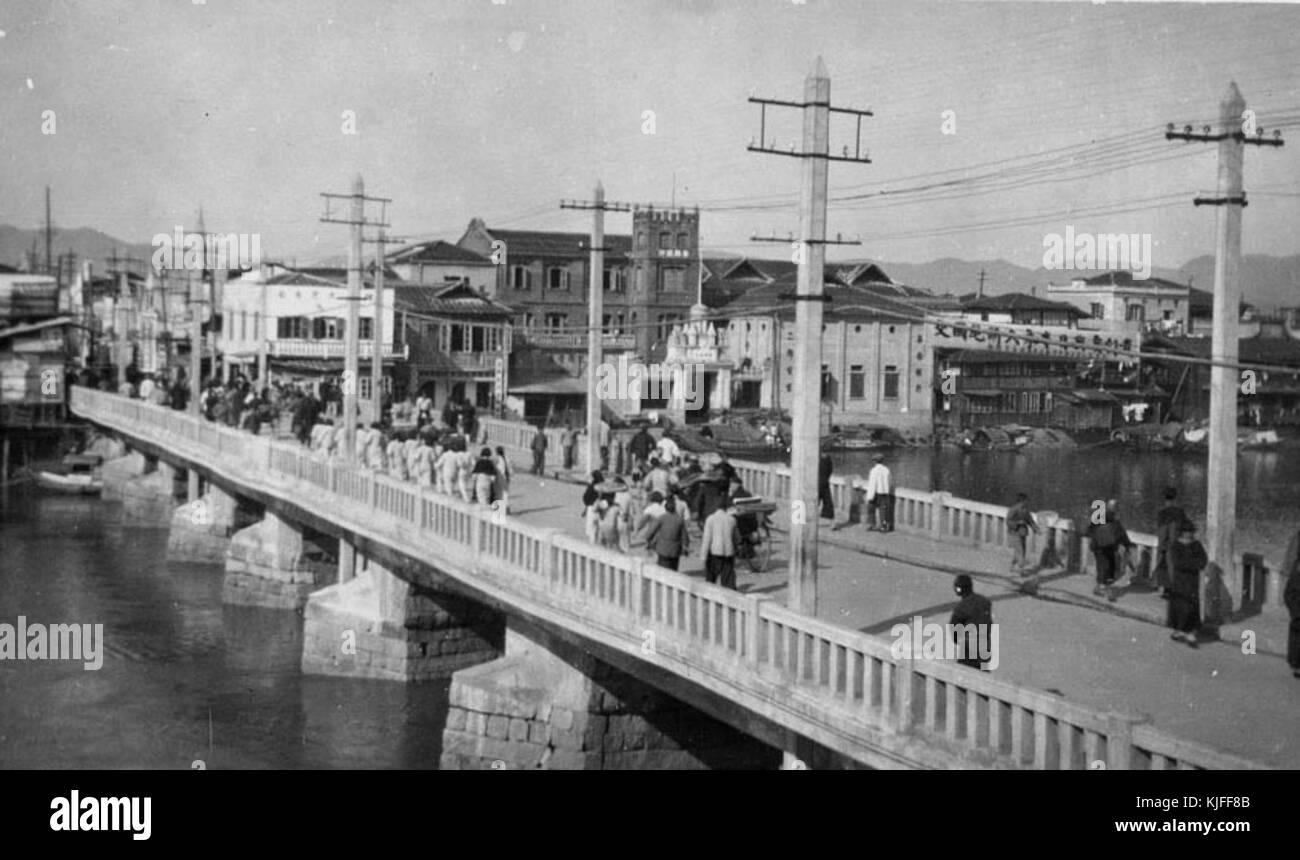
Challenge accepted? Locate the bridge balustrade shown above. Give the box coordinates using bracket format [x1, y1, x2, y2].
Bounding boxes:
[69, 387, 1267, 770]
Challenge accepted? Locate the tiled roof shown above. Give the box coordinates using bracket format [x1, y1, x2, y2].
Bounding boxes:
[963, 292, 1087, 315]
[1077, 270, 1189, 292]
[388, 240, 491, 265]
[390, 282, 513, 318]
[1153, 334, 1300, 366]
[484, 228, 632, 259]
[724, 281, 923, 324]
[266, 266, 407, 290]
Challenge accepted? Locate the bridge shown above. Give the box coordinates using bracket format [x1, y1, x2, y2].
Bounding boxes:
[71, 387, 1273, 770]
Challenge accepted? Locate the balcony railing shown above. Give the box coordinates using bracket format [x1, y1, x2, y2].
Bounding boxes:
[266, 339, 409, 360]
[520, 330, 635, 350]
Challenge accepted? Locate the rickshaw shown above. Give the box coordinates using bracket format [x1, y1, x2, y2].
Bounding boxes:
[733, 497, 776, 573]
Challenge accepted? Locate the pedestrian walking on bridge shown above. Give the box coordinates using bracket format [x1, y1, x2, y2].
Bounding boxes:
[862, 454, 893, 533]
[1166, 520, 1206, 648]
[530, 424, 548, 476]
[1088, 499, 1134, 603]
[1006, 492, 1039, 577]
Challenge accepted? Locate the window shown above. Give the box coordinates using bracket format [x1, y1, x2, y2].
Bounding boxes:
[1163, 310, 1174, 321]
[849, 365, 865, 399]
[659, 231, 670, 248]
[603, 268, 626, 292]
[544, 313, 567, 330]
[659, 268, 685, 292]
[312, 317, 345, 340]
[510, 265, 531, 290]
[360, 318, 373, 340]
[883, 365, 900, 399]
[450, 325, 465, 351]
[1126, 304, 1145, 322]
[471, 326, 485, 352]
[548, 267, 570, 290]
[820, 364, 837, 401]
[636, 232, 645, 249]
[1090, 302, 1105, 320]
[677, 233, 689, 249]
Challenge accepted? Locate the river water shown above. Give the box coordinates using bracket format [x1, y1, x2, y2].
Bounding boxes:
[1, 444, 1294, 769]
[0, 485, 450, 769]
[833, 444, 1300, 562]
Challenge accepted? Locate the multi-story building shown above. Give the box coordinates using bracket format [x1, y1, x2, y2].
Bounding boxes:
[715, 276, 936, 432]
[219, 264, 405, 402]
[456, 207, 700, 376]
[386, 241, 496, 294]
[391, 280, 513, 412]
[1146, 315, 1300, 425]
[1042, 270, 1247, 337]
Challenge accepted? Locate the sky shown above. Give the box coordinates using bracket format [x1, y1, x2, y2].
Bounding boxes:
[1, 0, 1298, 270]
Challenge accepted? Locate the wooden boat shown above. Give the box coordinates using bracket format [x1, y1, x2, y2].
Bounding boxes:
[822, 424, 903, 452]
[666, 421, 785, 461]
[34, 454, 103, 495]
[1239, 429, 1280, 450]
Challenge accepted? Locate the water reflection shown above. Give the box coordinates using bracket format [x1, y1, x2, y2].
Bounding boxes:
[0, 486, 450, 770]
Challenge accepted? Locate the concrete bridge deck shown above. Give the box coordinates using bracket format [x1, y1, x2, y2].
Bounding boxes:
[498, 471, 1299, 767]
[72, 387, 1284, 769]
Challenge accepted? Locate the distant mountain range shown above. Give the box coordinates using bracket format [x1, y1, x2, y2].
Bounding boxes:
[876, 256, 1300, 309]
[3, 224, 1297, 309]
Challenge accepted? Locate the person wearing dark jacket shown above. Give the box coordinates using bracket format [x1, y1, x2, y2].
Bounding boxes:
[644, 496, 690, 571]
[1154, 487, 1190, 597]
[818, 454, 835, 520]
[1166, 520, 1206, 647]
[530, 424, 548, 476]
[627, 428, 655, 472]
[1087, 499, 1133, 603]
[949, 574, 994, 670]
[1283, 528, 1300, 678]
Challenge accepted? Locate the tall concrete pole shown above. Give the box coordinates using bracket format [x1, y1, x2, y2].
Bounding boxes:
[189, 260, 202, 415]
[787, 58, 830, 617]
[371, 230, 386, 425]
[1206, 82, 1246, 613]
[586, 181, 605, 476]
[343, 175, 364, 461]
[257, 271, 269, 388]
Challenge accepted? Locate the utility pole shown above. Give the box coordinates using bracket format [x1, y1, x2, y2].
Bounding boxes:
[1166, 83, 1283, 616]
[749, 58, 871, 619]
[257, 267, 269, 389]
[107, 250, 144, 387]
[561, 185, 633, 473]
[320, 176, 390, 461]
[45, 186, 53, 278]
[362, 230, 391, 425]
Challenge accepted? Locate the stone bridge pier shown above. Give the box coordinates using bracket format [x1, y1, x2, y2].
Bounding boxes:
[441, 618, 781, 770]
[223, 510, 334, 608]
[300, 544, 504, 681]
[167, 483, 248, 565]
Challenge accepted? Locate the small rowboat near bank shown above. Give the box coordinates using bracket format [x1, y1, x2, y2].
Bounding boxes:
[33, 453, 103, 495]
